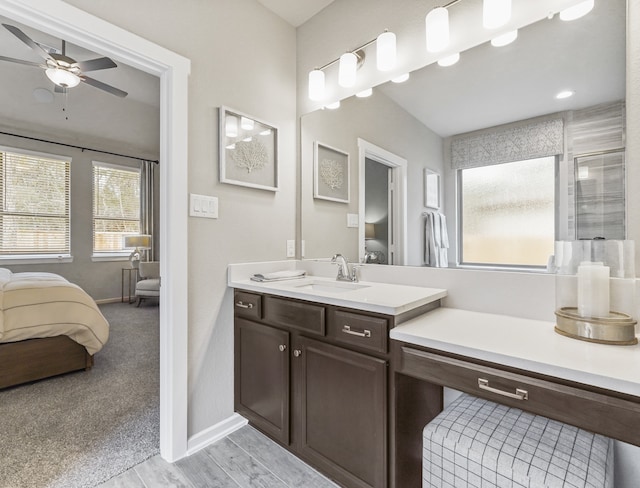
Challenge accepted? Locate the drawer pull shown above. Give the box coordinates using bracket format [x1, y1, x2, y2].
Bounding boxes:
[293, 349, 302, 357]
[342, 325, 372, 338]
[478, 378, 528, 401]
[278, 344, 287, 352]
[235, 301, 254, 309]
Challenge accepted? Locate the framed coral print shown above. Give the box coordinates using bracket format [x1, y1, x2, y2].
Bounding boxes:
[424, 168, 440, 209]
[314, 142, 350, 203]
[219, 106, 278, 191]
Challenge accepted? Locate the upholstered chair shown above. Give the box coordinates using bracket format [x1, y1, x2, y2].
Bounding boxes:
[135, 261, 160, 306]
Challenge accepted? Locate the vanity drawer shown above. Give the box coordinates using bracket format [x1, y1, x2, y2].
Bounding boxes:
[234, 291, 262, 320]
[264, 296, 325, 336]
[328, 309, 388, 353]
[397, 344, 640, 447]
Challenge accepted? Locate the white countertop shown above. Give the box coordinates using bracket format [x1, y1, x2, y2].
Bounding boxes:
[229, 276, 447, 315]
[390, 307, 640, 397]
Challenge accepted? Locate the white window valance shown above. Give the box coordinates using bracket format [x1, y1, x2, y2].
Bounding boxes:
[450, 118, 564, 170]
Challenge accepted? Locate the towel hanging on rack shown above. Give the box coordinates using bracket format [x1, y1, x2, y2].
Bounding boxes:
[423, 211, 449, 267]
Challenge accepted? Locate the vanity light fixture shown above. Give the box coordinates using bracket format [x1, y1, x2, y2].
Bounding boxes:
[437, 52, 460, 67]
[338, 52, 358, 87]
[425, 7, 449, 53]
[392, 73, 410, 83]
[376, 30, 396, 71]
[483, 0, 512, 29]
[308, 69, 325, 101]
[307, 30, 396, 100]
[491, 29, 518, 47]
[356, 88, 373, 98]
[559, 0, 594, 21]
[325, 101, 341, 110]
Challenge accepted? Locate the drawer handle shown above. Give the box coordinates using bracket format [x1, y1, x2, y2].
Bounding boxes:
[235, 301, 254, 309]
[478, 378, 528, 401]
[278, 344, 287, 352]
[342, 325, 372, 338]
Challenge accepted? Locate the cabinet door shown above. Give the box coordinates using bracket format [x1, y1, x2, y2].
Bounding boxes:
[235, 318, 290, 444]
[294, 336, 387, 488]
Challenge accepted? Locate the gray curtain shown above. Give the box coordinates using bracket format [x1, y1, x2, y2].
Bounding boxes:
[140, 160, 156, 261]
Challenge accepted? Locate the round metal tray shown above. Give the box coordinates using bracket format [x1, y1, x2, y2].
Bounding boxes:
[555, 307, 638, 345]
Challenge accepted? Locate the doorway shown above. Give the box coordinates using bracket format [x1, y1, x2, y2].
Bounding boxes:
[358, 138, 407, 265]
[0, 0, 190, 462]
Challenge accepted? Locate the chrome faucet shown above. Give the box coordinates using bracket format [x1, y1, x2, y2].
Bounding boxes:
[331, 254, 359, 282]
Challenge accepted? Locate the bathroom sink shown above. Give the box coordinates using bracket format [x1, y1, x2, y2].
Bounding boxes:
[291, 280, 370, 294]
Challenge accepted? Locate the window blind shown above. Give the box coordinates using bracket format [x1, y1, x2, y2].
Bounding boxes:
[0, 149, 70, 255]
[93, 162, 141, 252]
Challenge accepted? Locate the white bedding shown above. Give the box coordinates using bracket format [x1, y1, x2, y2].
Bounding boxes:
[0, 269, 109, 355]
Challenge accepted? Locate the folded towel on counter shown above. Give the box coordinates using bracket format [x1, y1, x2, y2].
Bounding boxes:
[250, 270, 306, 282]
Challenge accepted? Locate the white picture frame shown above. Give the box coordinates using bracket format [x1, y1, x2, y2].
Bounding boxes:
[424, 168, 440, 209]
[313, 141, 350, 203]
[219, 106, 278, 191]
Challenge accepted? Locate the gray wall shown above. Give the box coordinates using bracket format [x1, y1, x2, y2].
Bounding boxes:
[0, 122, 159, 301]
[63, 0, 298, 436]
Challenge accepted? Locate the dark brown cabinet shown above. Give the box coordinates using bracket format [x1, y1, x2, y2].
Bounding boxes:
[233, 290, 393, 488]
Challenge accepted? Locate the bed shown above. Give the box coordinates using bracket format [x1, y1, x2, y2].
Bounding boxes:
[0, 268, 109, 389]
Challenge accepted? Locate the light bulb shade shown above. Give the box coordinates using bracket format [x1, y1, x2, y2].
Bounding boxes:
[225, 116, 238, 137]
[491, 29, 518, 47]
[123, 234, 152, 250]
[365, 223, 376, 240]
[308, 69, 325, 101]
[338, 52, 358, 87]
[392, 73, 410, 83]
[483, 0, 512, 29]
[425, 7, 449, 53]
[45, 68, 81, 88]
[376, 31, 396, 72]
[559, 0, 594, 21]
[325, 101, 341, 110]
[356, 88, 373, 98]
[240, 117, 254, 131]
[437, 52, 460, 67]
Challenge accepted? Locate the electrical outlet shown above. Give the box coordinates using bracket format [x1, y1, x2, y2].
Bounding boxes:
[286, 240, 295, 257]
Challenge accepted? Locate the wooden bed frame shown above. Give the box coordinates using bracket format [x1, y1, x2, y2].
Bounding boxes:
[0, 336, 93, 389]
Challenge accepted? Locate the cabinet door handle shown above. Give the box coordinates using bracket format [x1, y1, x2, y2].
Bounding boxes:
[235, 301, 254, 309]
[293, 349, 302, 357]
[478, 378, 528, 401]
[342, 325, 372, 338]
[278, 344, 287, 352]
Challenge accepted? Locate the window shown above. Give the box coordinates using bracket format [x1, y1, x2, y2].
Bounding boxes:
[93, 162, 141, 253]
[459, 156, 555, 268]
[0, 147, 70, 256]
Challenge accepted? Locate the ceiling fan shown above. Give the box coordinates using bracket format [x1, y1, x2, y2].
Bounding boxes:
[0, 23, 128, 98]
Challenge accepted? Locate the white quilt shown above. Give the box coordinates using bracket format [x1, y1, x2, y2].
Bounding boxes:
[0, 268, 109, 355]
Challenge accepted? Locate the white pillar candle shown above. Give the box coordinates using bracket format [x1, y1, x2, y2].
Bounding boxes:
[577, 261, 610, 318]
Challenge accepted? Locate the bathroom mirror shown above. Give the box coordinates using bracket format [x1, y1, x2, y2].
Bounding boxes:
[300, 0, 626, 267]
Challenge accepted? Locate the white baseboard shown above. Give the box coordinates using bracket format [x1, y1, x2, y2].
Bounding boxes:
[186, 413, 248, 457]
[95, 297, 127, 305]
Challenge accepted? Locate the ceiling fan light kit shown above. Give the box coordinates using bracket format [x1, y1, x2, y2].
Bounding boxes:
[1, 23, 127, 98]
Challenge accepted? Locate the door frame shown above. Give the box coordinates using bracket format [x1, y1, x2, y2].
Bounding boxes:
[0, 0, 191, 462]
[358, 138, 407, 265]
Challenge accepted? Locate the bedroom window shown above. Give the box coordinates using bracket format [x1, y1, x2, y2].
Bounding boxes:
[0, 147, 71, 256]
[93, 162, 141, 254]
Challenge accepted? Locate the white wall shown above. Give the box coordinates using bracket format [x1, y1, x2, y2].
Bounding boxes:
[62, 0, 297, 436]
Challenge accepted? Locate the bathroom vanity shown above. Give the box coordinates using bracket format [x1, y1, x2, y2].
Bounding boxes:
[230, 269, 640, 488]
[231, 274, 445, 488]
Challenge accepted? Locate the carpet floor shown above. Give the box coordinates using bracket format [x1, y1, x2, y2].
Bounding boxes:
[0, 302, 160, 488]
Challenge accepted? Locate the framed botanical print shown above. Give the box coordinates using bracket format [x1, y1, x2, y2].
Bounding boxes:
[219, 106, 278, 191]
[313, 142, 349, 203]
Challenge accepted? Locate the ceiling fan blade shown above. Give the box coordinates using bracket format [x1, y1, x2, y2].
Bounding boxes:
[81, 75, 128, 98]
[76, 57, 117, 72]
[2, 24, 53, 61]
[0, 54, 44, 68]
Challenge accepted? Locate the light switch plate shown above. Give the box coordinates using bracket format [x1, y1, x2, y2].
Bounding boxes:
[190, 193, 218, 219]
[286, 240, 295, 258]
[347, 213, 359, 228]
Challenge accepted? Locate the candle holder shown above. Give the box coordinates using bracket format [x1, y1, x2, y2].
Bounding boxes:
[553, 239, 637, 345]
